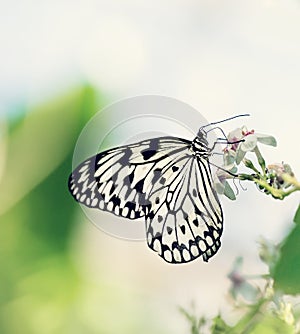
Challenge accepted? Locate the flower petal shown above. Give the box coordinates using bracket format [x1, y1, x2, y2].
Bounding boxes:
[224, 181, 236, 200]
[240, 134, 257, 151]
[223, 152, 236, 168]
[256, 133, 277, 147]
[215, 181, 225, 195]
[227, 128, 243, 142]
[236, 147, 247, 165]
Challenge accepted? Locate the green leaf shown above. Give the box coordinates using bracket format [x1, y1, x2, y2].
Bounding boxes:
[211, 314, 232, 334]
[249, 315, 293, 334]
[273, 209, 300, 294]
[224, 181, 236, 200]
[293, 204, 300, 224]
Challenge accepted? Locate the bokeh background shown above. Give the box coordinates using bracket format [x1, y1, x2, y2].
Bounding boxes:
[1, 1, 300, 333]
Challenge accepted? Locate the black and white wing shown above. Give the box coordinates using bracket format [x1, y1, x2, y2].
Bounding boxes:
[68, 137, 191, 219]
[68, 136, 223, 263]
[145, 154, 223, 263]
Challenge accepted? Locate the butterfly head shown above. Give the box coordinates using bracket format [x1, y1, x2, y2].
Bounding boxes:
[192, 127, 210, 158]
[196, 126, 209, 147]
[195, 114, 251, 155]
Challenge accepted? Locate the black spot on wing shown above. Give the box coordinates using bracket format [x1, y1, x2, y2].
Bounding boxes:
[159, 177, 166, 185]
[111, 195, 120, 207]
[147, 211, 155, 220]
[141, 149, 157, 160]
[142, 202, 152, 215]
[127, 171, 134, 184]
[152, 168, 162, 184]
[171, 241, 179, 251]
[193, 219, 199, 227]
[109, 182, 116, 195]
[135, 179, 144, 193]
[194, 205, 202, 216]
[141, 138, 160, 161]
[125, 202, 136, 212]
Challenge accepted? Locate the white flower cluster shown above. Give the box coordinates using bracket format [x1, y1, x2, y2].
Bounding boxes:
[214, 126, 277, 200]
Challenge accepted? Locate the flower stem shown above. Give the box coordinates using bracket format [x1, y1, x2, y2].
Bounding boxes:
[254, 147, 266, 175]
[243, 159, 261, 175]
[282, 174, 300, 189]
[238, 174, 300, 200]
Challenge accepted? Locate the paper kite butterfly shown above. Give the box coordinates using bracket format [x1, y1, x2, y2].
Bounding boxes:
[68, 115, 248, 263]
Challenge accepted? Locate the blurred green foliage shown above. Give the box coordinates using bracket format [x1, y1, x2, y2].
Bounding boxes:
[0, 87, 164, 334]
[273, 205, 300, 295]
[182, 204, 300, 334]
[0, 86, 98, 333]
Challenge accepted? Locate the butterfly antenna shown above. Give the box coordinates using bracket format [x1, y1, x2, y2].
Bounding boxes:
[202, 114, 250, 130]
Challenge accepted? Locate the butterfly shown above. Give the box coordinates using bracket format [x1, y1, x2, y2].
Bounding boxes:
[68, 115, 248, 264]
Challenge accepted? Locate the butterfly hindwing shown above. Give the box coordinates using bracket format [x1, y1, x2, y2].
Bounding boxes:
[146, 155, 223, 263]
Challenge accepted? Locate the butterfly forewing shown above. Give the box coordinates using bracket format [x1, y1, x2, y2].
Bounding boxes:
[68, 135, 223, 263]
[68, 137, 191, 219]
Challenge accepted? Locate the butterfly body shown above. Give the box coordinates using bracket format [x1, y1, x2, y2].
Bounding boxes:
[69, 133, 223, 263]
